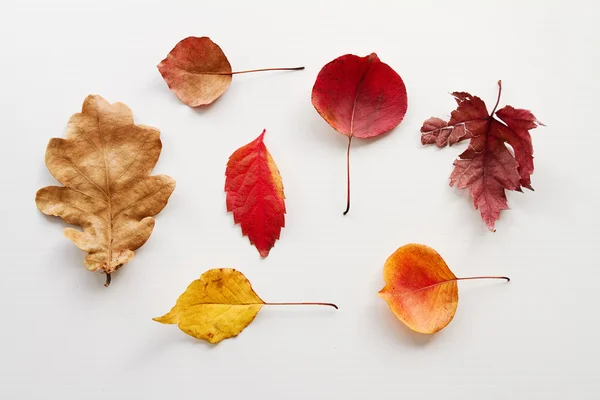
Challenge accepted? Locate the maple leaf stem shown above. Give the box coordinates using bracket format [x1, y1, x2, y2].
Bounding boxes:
[456, 276, 510, 283]
[104, 273, 111, 287]
[343, 136, 352, 215]
[264, 302, 339, 309]
[205, 67, 305, 75]
[491, 80, 503, 115]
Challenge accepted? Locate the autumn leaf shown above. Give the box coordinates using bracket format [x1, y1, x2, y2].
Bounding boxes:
[421, 81, 544, 231]
[35, 95, 175, 286]
[154, 268, 337, 344]
[312, 53, 408, 214]
[158, 36, 304, 107]
[378, 244, 509, 334]
[225, 130, 285, 257]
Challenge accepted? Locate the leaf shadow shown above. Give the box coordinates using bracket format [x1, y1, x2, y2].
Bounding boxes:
[190, 93, 231, 115]
[39, 213, 132, 289]
[260, 304, 339, 320]
[369, 301, 436, 347]
[121, 329, 218, 370]
[458, 278, 512, 295]
[173, 331, 221, 348]
[147, 74, 174, 97]
[40, 214, 84, 267]
[441, 184, 493, 235]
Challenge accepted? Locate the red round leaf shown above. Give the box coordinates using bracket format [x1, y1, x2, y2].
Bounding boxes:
[311, 53, 408, 138]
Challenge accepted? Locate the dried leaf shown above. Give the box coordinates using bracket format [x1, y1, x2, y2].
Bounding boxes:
[225, 130, 285, 257]
[312, 53, 408, 214]
[154, 268, 337, 344]
[35, 95, 175, 286]
[158, 36, 304, 107]
[421, 81, 544, 231]
[378, 244, 509, 334]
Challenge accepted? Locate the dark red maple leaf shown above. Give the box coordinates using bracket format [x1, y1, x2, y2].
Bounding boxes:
[421, 81, 543, 231]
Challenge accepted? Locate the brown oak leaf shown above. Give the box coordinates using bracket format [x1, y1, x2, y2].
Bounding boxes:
[35, 95, 176, 286]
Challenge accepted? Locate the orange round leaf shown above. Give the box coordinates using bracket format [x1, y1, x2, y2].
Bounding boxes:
[378, 244, 458, 334]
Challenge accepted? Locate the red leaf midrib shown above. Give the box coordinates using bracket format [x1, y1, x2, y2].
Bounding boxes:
[348, 57, 375, 137]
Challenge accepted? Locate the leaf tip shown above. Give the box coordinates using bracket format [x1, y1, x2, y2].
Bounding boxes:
[153, 311, 178, 324]
[256, 129, 267, 143]
[367, 52, 380, 62]
[258, 248, 270, 258]
[206, 336, 222, 345]
[484, 219, 497, 232]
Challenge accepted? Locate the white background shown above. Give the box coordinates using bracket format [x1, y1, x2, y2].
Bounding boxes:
[1, 0, 598, 398]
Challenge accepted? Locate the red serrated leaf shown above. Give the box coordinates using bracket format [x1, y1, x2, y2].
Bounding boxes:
[312, 53, 408, 214]
[421, 81, 544, 231]
[225, 130, 285, 257]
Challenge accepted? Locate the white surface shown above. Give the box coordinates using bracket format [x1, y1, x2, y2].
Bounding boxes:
[1, 0, 599, 398]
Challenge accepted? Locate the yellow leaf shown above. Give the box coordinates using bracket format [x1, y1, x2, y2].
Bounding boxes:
[35, 95, 175, 286]
[154, 269, 264, 344]
[154, 268, 337, 344]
